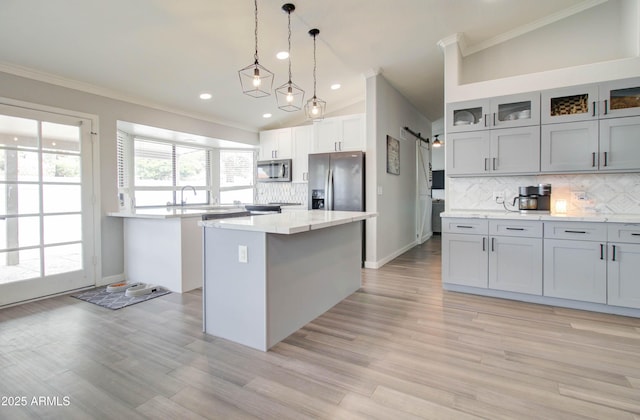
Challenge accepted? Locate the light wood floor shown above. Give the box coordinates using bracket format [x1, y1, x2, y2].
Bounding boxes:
[2, 236, 640, 419]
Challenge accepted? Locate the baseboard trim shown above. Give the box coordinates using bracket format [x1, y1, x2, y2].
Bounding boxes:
[365, 241, 418, 269]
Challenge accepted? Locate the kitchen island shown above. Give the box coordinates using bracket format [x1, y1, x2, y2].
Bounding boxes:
[199, 210, 376, 351]
[108, 206, 249, 293]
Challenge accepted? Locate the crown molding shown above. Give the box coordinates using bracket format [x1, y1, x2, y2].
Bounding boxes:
[439, 0, 609, 57]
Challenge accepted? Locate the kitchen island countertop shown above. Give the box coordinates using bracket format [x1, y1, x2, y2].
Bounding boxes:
[199, 210, 377, 234]
[108, 206, 249, 219]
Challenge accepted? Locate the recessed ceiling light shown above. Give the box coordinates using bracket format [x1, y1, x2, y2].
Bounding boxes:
[199, 93, 213, 100]
[330, 83, 341, 90]
[276, 51, 289, 60]
[263, 113, 272, 119]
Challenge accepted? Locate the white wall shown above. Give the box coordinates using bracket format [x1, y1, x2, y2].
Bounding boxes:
[0, 71, 258, 281]
[441, 0, 640, 215]
[365, 73, 432, 268]
[461, 0, 638, 84]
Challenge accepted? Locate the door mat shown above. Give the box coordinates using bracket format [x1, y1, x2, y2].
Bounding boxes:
[71, 286, 170, 310]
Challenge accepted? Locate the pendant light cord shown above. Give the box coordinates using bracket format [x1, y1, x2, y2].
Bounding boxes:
[312, 32, 317, 97]
[287, 9, 292, 83]
[253, 0, 259, 63]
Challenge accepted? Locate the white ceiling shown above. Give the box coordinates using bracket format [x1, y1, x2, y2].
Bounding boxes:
[0, 0, 594, 132]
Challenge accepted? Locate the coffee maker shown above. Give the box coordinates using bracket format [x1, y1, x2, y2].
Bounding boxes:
[513, 184, 551, 213]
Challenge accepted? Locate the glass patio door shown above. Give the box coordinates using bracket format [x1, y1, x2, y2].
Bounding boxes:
[0, 104, 95, 306]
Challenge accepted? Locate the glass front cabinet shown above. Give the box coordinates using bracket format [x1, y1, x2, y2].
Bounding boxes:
[599, 78, 640, 119]
[447, 92, 540, 133]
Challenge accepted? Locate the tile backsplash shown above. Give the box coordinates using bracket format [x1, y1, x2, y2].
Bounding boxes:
[448, 173, 640, 215]
[256, 182, 308, 206]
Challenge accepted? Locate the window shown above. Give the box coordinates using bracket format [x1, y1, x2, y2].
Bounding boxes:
[117, 130, 255, 207]
[219, 150, 254, 204]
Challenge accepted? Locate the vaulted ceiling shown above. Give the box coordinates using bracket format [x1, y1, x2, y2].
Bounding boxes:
[0, 0, 594, 131]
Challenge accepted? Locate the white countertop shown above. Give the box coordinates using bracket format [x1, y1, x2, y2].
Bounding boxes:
[441, 210, 640, 224]
[199, 210, 377, 234]
[108, 206, 248, 219]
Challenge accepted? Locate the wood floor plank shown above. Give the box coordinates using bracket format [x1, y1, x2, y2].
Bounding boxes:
[2, 236, 640, 418]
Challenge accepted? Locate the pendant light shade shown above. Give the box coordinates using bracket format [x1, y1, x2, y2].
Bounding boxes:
[305, 28, 326, 121]
[238, 0, 273, 98]
[433, 134, 442, 147]
[275, 3, 304, 111]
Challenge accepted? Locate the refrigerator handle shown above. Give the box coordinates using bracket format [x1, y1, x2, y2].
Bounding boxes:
[328, 169, 334, 210]
[324, 169, 330, 211]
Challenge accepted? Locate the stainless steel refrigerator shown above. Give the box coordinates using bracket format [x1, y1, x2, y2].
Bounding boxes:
[308, 151, 365, 211]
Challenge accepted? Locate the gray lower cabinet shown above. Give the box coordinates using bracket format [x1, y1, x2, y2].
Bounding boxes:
[543, 238, 607, 303]
[442, 232, 488, 288]
[488, 219, 543, 295]
[442, 218, 489, 288]
[607, 223, 640, 309]
[442, 218, 543, 294]
[543, 222, 608, 303]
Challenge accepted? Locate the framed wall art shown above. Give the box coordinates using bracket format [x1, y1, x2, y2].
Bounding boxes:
[386, 135, 400, 175]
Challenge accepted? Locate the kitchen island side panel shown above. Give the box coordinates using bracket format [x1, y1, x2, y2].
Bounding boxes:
[266, 222, 362, 348]
[203, 228, 268, 351]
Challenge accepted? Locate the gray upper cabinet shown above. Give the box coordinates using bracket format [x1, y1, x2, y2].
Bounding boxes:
[599, 116, 640, 171]
[541, 84, 599, 124]
[448, 126, 540, 176]
[541, 121, 599, 172]
[599, 77, 640, 119]
[447, 92, 540, 133]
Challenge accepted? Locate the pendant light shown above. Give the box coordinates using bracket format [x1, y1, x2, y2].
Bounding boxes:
[275, 3, 304, 111]
[433, 134, 442, 148]
[238, 0, 273, 98]
[304, 28, 326, 121]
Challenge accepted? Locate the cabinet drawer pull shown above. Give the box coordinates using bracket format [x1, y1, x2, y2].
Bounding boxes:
[603, 99, 609, 115]
[484, 114, 489, 127]
[592, 152, 596, 167]
[600, 243, 604, 260]
[482, 237, 486, 251]
[505, 227, 525, 231]
[493, 113, 496, 126]
[456, 225, 474, 229]
[492, 157, 497, 171]
[631, 233, 640, 236]
[484, 158, 489, 171]
[612, 244, 617, 262]
[603, 151, 608, 167]
[592, 101, 597, 117]
[564, 230, 586, 234]
[491, 237, 495, 252]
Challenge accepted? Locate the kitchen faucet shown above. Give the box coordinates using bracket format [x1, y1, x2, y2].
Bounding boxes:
[180, 185, 197, 206]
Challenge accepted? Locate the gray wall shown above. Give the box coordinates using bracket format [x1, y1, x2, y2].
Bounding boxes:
[365, 73, 432, 267]
[0, 71, 258, 281]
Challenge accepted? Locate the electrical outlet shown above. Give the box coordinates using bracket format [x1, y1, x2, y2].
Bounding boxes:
[238, 245, 248, 263]
[493, 191, 505, 203]
[571, 191, 587, 201]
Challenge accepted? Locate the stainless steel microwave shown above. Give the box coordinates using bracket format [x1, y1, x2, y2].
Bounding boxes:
[256, 159, 292, 182]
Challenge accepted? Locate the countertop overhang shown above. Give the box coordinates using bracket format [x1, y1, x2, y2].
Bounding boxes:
[441, 210, 640, 224]
[199, 210, 377, 234]
[108, 206, 248, 219]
